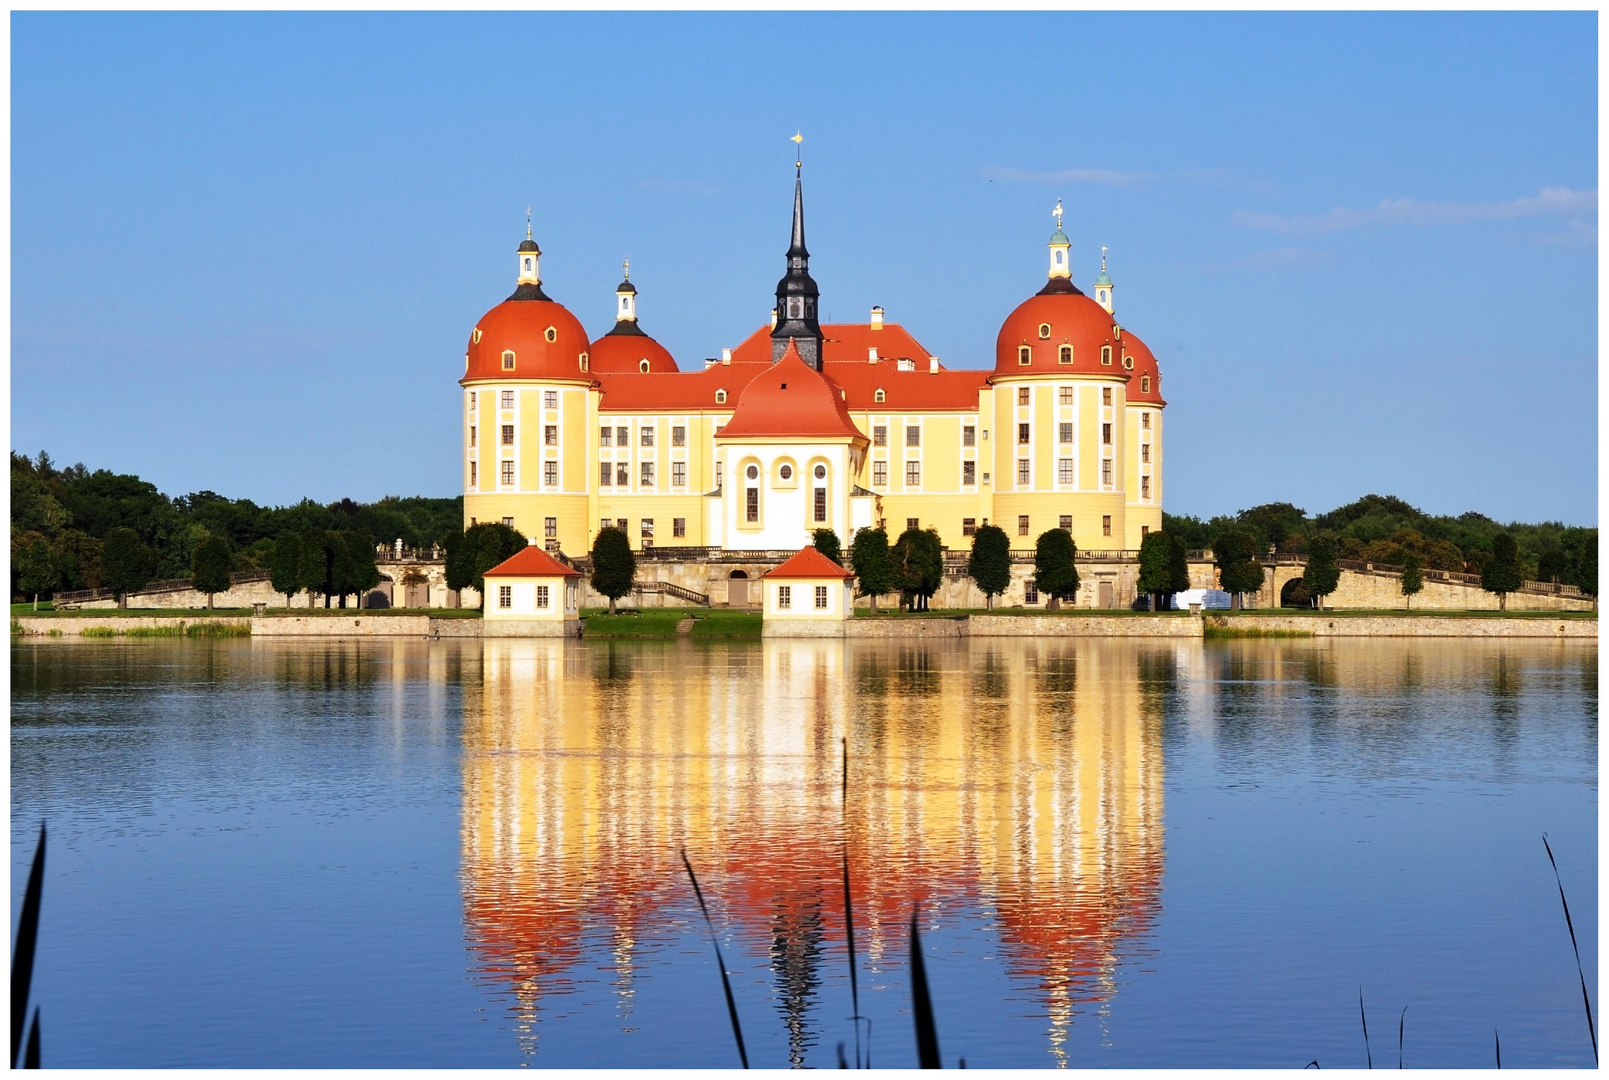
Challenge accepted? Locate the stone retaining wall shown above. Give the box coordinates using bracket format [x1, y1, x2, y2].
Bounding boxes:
[970, 614, 1205, 637]
[1211, 614, 1597, 638]
[251, 615, 434, 636]
[12, 615, 252, 636]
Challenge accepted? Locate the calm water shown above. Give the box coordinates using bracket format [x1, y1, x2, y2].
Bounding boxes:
[10, 636, 1598, 1069]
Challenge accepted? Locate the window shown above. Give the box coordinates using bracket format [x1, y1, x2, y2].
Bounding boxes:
[872, 461, 887, 486]
[1103, 515, 1112, 536]
[640, 462, 655, 487]
[469, 392, 477, 412]
[907, 518, 920, 531]
[1059, 422, 1073, 444]
[544, 424, 557, 446]
[500, 461, 515, 486]
[905, 461, 921, 487]
[746, 487, 759, 522]
[616, 463, 629, 486]
[1058, 458, 1073, 484]
[1018, 345, 1032, 366]
[498, 585, 512, 609]
[543, 461, 558, 486]
[1141, 375, 1151, 394]
[469, 426, 477, 447]
[503, 516, 514, 527]
[545, 517, 557, 538]
[715, 389, 727, 404]
[963, 425, 975, 447]
[1102, 387, 1113, 406]
[1141, 411, 1150, 429]
[1025, 580, 1039, 604]
[1058, 386, 1073, 405]
[1124, 354, 1134, 371]
[672, 462, 686, 487]
[1101, 346, 1112, 366]
[874, 389, 886, 404]
[502, 424, 515, 446]
[778, 585, 792, 610]
[470, 461, 477, 486]
[1038, 322, 1051, 339]
[617, 518, 630, 537]
[963, 460, 976, 485]
[1141, 524, 1150, 539]
[716, 462, 723, 488]
[672, 425, 686, 447]
[779, 464, 793, 481]
[580, 353, 588, 372]
[673, 517, 686, 538]
[1060, 515, 1072, 531]
[962, 518, 977, 537]
[544, 326, 557, 343]
[814, 464, 826, 480]
[1017, 387, 1030, 406]
[600, 518, 611, 530]
[641, 519, 653, 538]
[536, 585, 549, 609]
[639, 359, 651, 374]
[1141, 476, 1151, 499]
[1017, 459, 1030, 484]
[640, 426, 654, 447]
[906, 425, 921, 447]
[1018, 422, 1031, 444]
[746, 464, 759, 480]
[1058, 345, 1072, 365]
[544, 390, 557, 409]
[873, 425, 887, 446]
[1018, 515, 1030, 536]
[1102, 423, 1112, 445]
[814, 585, 828, 609]
[1101, 459, 1113, 486]
[813, 487, 827, 522]
[617, 426, 628, 446]
[1141, 443, 1150, 463]
[500, 390, 515, 409]
[600, 426, 612, 446]
[502, 351, 516, 371]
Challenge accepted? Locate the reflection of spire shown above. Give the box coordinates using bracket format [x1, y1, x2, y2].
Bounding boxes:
[771, 901, 826, 1067]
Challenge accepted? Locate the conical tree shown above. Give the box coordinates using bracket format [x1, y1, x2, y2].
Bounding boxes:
[590, 525, 636, 615]
[1481, 532, 1523, 611]
[1400, 552, 1424, 611]
[269, 533, 303, 607]
[1034, 528, 1079, 610]
[849, 526, 893, 614]
[190, 534, 233, 610]
[966, 524, 1012, 610]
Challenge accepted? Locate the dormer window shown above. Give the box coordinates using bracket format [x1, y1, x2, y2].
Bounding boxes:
[1018, 345, 1032, 366]
[639, 359, 651, 374]
[874, 388, 885, 403]
[1038, 323, 1051, 339]
[1124, 355, 1134, 371]
[715, 389, 727, 405]
[502, 351, 516, 371]
[579, 352, 589, 372]
[1058, 345, 1073, 365]
[1141, 375, 1151, 394]
[1101, 345, 1113, 366]
[544, 326, 558, 343]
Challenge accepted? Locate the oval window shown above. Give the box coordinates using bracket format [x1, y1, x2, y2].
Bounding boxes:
[779, 464, 793, 481]
[544, 326, 558, 343]
[1124, 355, 1135, 371]
[814, 464, 826, 480]
[1038, 323, 1051, 340]
[746, 465, 759, 481]
[639, 359, 650, 373]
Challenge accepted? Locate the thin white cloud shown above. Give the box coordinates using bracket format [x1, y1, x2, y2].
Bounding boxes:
[983, 166, 1152, 189]
[638, 178, 724, 196]
[1234, 187, 1598, 236]
[1528, 219, 1597, 252]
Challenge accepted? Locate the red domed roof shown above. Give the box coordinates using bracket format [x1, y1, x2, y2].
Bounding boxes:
[1121, 329, 1166, 407]
[464, 292, 592, 383]
[995, 282, 1128, 379]
[587, 325, 680, 374]
[716, 341, 866, 442]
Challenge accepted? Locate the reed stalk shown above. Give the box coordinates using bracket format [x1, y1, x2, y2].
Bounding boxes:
[1359, 988, 1371, 1069]
[11, 822, 45, 1069]
[909, 913, 941, 1068]
[1542, 834, 1596, 1064]
[680, 849, 748, 1069]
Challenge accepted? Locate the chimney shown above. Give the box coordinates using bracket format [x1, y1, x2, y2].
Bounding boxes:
[868, 347, 879, 364]
[705, 357, 717, 368]
[721, 348, 731, 366]
[929, 356, 939, 374]
[770, 308, 778, 330]
[870, 306, 884, 330]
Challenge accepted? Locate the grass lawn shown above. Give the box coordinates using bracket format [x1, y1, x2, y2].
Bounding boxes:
[11, 601, 55, 614]
[852, 607, 1193, 618]
[1212, 608, 1597, 619]
[582, 608, 761, 638]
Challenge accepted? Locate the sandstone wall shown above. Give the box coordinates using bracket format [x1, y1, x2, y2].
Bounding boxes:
[1210, 614, 1597, 638]
[12, 615, 251, 636]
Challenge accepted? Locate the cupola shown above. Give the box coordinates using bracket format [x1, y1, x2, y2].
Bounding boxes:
[615, 258, 639, 325]
[1093, 246, 1114, 314]
[1048, 199, 1072, 282]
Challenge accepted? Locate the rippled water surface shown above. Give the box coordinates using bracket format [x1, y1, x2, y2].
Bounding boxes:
[10, 636, 1598, 1068]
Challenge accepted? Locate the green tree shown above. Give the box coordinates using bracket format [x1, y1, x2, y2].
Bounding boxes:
[344, 530, 381, 608]
[99, 526, 153, 609]
[1167, 532, 1192, 595]
[269, 533, 303, 607]
[1135, 531, 1173, 610]
[17, 537, 59, 610]
[590, 525, 636, 614]
[299, 530, 334, 608]
[811, 528, 843, 566]
[467, 523, 527, 605]
[1302, 532, 1341, 609]
[1537, 545, 1569, 584]
[1400, 552, 1424, 611]
[892, 526, 944, 611]
[329, 531, 358, 608]
[51, 529, 102, 591]
[190, 534, 233, 609]
[1034, 528, 1079, 609]
[849, 526, 894, 614]
[1575, 539, 1597, 605]
[966, 524, 1012, 610]
[1481, 531, 1523, 611]
[1214, 527, 1266, 610]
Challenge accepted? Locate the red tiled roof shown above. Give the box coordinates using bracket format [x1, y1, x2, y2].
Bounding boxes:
[593, 360, 766, 412]
[994, 288, 1131, 379]
[588, 328, 680, 374]
[715, 342, 867, 442]
[483, 545, 582, 578]
[730, 323, 989, 411]
[463, 296, 593, 383]
[763, 545, 855, 580]
[1121, 329, 1167, 407]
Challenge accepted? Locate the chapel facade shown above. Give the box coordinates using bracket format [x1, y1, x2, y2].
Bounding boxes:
[460, 168, 1166, 555]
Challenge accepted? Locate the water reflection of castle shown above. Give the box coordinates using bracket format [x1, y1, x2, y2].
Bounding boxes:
[460, 639, 1169, 1065]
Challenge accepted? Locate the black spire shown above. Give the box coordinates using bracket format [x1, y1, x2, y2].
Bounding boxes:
[772, 162, 822, 369]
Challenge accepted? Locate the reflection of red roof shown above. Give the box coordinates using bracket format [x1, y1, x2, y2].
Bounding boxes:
[464, 296, 592, 383]
[588, 328, 680, 374]
[716, 342, 867, 442]
[483, 545, 582, 578]
[764, 545, 854, 580]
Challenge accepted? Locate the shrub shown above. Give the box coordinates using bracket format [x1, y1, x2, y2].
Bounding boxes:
[966, 524, 1011, 610]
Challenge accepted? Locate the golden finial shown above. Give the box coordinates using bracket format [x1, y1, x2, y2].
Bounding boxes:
[791, 130, 803, 169]
[1053, 199, 1064, 230]
[622, 257, 630, 280]
[1101, 245, 1108, 271]
[525, 206, 532, 239]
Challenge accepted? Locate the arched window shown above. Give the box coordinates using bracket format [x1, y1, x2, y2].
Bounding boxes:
[1101, 345, 1113, 366]
[1141, 375, 1151, 394]
[1038, 323, 1051, 340]
[1058, 345, 1073, 365]
[639, 359, 650, 374]
[579, 352, 589, 372]
[874, 388, 885, 403]
[1018, 345, 1032, 366]
[544, 326, 558, 343]
[502, 350, 516, 371]
[715, 389, 727, 404]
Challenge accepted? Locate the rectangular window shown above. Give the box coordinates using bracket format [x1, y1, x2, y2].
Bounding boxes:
[544, 424, 557, 446]
[778, 585, 792, 610]
[469, 391, 477, 412]
[536, 585, 549, 608]
[640, 462, 655, 487]
[1018, 422, 1030, 444]
[1059, 422, 1073, 444]
[1103, 515, 1112, 536]
[963, 460, 976, 485]
[498, 585, 512, 609]
[599, 426, 612, 446]
[1017, 387, 1030, 406]
[1102, 423, 1112, 445]
[673, 517, 686, 538]
[600, 462, 612, 486]
[1140, 443, 1149, 463]
[617, 426, 629, 446]
[905, 461, 921, 487]
[1060, 515, 1072, 531]
[500, 461, 515, 486]
[672, 425, 686, 447]
[715, 461, 723, 489]
[907, 517, 920, 531]
[640, 426, 654, 447]
[543, 390, 557, 409]
[873, 425, 887, 446]
[1018, 515, 1030, 536]
[503, 516, 514, 527]
[616, 463, 630, 487]
[1141, 476, 1151, 499]
[1058, 345, 1073, 365]
[641, 519, 653, 538]
[617, 519, 630, 540]
[470, 461, 477, 486]
[545, 517, 557, 538]
[1058, 458, 1073, 484]
[1102, 387, 1113, 406]
[1101, 459, 1113, 486]
[1141, 411, 1151, 429]
[500, 390, 514, 409]
[600, 518, 611, 530]
[962, 518, 977, 537]
[501, 425, 515, 446]
[746, 487, 759, 522]
[1025, 579, 1039, 604]
[814, 585, 828, 610]
[672, 462, 687, 487]
[1141, 524, 1150, 538]
[906, 425, 921, 447]
[872, 461, 887, 486]
[814, 487, 827, 523]
[543, 461, 558, 486]
[1058, 386, 1073, 406]
[469, 426, 477, 447]
[1017, 459, 1030, 484]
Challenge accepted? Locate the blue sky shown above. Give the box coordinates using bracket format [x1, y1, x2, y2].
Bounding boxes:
[11, 12, 1597, 524]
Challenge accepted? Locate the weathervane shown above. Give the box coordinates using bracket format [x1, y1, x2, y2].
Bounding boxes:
[791, 130, 803, 170]
[622, 257, 630, 280]
[1101, 245, 1108, 271]
[526, 206, 532, 239]
[1053, 199, 1065, 231]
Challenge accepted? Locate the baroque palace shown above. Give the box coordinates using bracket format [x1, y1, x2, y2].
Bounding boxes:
[461, 164, 1165, 556]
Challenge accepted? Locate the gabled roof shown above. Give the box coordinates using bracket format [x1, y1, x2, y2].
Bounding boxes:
[731, 322, 988, 412]
[483, 545, 582, 578]
[715, 341, 866, 442]
[763, 545, 855, 580]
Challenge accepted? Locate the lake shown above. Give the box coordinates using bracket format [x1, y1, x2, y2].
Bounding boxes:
[9, 635, 1598, 1068]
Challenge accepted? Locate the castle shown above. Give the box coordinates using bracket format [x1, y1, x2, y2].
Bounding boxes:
[460, 164, 1165, 557]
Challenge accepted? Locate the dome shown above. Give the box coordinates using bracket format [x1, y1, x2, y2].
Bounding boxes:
[588, 327, 680, 374]
[464, 294, 592, 383]
[994, 282, 1128, 377]
[1121, 329, 1166, 407]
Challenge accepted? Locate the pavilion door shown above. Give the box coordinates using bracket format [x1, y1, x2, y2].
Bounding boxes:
[1099, 581, 1113, 608]
[729, 579, 748, 606]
